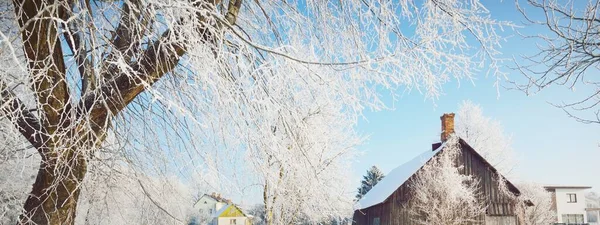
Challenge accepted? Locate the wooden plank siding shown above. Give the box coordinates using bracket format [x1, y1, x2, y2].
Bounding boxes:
[352, 139, 521, 225]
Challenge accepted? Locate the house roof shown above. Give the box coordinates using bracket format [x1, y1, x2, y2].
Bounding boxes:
[212, 204, 232, 217]
[202, 194, 221, 202]
[196, 193, 231, 204]
[356, 138, 522, 210]
[212, 204, 251, 218]
[356, 143, 445, 209]
[544, 185, 592, 190]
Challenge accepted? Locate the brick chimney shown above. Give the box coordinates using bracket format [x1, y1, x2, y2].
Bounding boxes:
[440, 113, 455, 142]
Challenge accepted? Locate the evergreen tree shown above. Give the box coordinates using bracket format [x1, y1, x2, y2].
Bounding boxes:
[356, 166, 385, 200]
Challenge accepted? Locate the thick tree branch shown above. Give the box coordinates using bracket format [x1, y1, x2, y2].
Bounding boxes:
[0, 81, 47, 152]
[79, 0, 231, 131]
[226, 0, 243, 25]
[78, 30, 187, 130]
[12, 0, 70, 133]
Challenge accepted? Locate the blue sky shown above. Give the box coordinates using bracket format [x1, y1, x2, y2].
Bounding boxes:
[352, 1, 600, 193]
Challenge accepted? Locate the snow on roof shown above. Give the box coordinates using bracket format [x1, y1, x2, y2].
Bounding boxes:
[356, 143, 444, 209]
[212, 203, 231, 217]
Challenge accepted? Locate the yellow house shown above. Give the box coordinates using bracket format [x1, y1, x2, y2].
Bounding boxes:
[210, 204, 253, 225]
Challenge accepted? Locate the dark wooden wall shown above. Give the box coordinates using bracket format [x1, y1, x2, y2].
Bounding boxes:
[352, 140, 520, 225]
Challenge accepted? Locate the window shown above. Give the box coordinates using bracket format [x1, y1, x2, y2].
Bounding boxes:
[373, 217, 380, 225]
[562, 214, 584, 224]
[567, 193, 577, 203]
[230, 219, 237, 225]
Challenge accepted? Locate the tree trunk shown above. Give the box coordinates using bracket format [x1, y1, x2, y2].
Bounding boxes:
[263, 182, 273, 225]
[19, 149, 87, 225]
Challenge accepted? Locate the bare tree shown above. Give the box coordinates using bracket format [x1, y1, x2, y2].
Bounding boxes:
[407, 136, 487, 225]
[515, 182, 555, 225]
[455, 100, 516, 175]
[0, 0, 513, 224]
[257, 104, 358, 225]
[513, 0, 600, 124]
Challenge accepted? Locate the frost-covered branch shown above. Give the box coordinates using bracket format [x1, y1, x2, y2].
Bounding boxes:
[512, 0, 600, 124]
[0, 81, 46, 150]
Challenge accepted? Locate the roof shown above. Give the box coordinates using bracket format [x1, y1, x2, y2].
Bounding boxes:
[201, 194, 220, 202]
[356, 138, 522, 210]
[356, 143, 445, 209]
[212, 204, 250, 218]
[544, 185, 592, 190]
[212, 204, 232, 217]
[196, 193, 231, 204]
[457, 139, 521, 196]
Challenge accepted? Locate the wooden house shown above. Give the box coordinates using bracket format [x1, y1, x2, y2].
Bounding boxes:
[353, 113, 524, 225]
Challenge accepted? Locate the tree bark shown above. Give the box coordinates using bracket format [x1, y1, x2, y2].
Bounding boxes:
[263, 181, 273, 225]
[19, 149, 87, 225]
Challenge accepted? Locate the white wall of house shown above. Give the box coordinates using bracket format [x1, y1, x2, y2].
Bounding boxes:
[194, 195, 218, 215]
[217, 217, 249, 225]
[554, 188, 589, 223]
[193, 195, 229, 223]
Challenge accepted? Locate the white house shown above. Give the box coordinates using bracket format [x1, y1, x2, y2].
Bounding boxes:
[192, 193, 252, 225]
[544, 185, 592, 224]
[194, 193, 228, 217]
